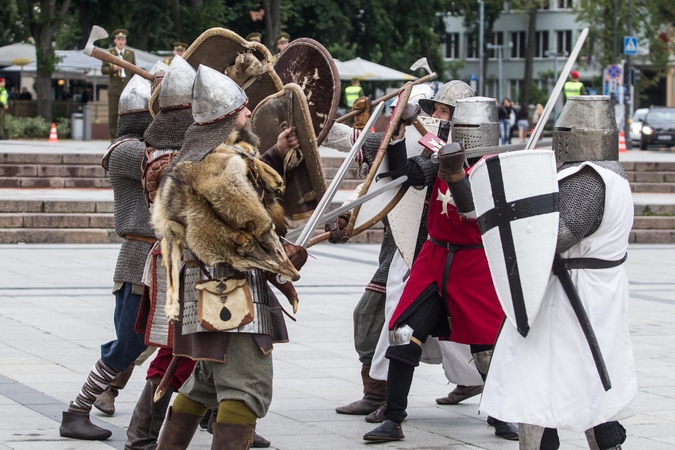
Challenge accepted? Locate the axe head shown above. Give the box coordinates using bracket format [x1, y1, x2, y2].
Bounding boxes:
[410, 57, 431, 74]
[84, 26, 109, 56]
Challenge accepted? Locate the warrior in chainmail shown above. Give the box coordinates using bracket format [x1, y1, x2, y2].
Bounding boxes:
[59, 75, 155, 441]
[153, 66, 305, 450]
[363, 97, 519, 443]
[482, 96, 637, 450]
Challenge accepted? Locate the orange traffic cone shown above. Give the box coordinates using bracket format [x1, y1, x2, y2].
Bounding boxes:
[619, 130, 626, 153]
[48, 123, 58, 143]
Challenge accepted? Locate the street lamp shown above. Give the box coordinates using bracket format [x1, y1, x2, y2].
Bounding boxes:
[12, 58, 30, 91]
[486, 42, 512, 101]
[478, 0, 484, 96]
[545, 50, 568, 116]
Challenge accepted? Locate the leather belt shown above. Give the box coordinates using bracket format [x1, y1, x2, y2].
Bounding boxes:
[553, 253, 627, 273]
[428, 237, 483, 306]
[126, 234, 157, 245]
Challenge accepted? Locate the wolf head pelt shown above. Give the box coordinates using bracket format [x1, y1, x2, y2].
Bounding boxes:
[225, 53, 266, 87]
[152, 129, 300, 321]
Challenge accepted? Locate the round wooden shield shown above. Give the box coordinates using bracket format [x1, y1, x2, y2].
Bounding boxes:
[274, 38, 341, 145]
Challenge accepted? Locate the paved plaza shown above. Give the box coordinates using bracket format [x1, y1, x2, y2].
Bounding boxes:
[0, 242, 673, 449]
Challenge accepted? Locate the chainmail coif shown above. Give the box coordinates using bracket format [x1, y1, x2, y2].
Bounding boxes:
[556, 160, 627, 254]
[116, 111, 152, 142]
[144, 107, 193, 149]
[171, 115, 238, 167]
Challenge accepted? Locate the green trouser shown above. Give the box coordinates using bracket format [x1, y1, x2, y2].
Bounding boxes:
[353, 289, 387, 365]
[0, 108, 5, 138]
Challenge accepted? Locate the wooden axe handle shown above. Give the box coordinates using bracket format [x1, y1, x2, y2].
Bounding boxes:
[336, 72, 437, 124]
[91, 47, 154, 82]
[307, 231, 331, 248]
[153, 355, 183, 402]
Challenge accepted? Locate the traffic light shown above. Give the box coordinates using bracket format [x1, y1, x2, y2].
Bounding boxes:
[631, 68, 640, 85]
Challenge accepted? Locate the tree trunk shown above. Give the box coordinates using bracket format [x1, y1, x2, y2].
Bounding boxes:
[172, 0, 183, 41]
[262, 0, 282, 51]
[34, 20, 56, 123]
[521, 3, 537, 110]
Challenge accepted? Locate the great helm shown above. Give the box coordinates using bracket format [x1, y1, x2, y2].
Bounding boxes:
[118, 75, 151, 114]
[192, 64, 247, 124]
[158, 56, 196, 110]
[391, 83, 435, 108]
[450, 96, 499, 149]
[418, 80, 475, 118]
[552, 95, 618, 167]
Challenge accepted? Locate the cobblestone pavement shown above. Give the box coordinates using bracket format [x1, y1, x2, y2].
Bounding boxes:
[0, 243, 673, 449]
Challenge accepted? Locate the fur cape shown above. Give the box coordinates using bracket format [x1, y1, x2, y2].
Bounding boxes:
[152, 128, 300, 321]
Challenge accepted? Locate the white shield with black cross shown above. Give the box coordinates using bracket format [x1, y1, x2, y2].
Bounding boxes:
[469, 150, 559, 337]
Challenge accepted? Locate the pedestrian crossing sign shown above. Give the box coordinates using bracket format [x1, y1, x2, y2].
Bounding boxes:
[624, 36, 638, 55]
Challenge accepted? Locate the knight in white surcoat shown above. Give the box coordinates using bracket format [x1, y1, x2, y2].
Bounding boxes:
[481, 96, 637, 450]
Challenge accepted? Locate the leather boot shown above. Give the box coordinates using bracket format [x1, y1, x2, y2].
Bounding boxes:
[364, 404, 407, 424]
[363, 420, 404, 442]
[211, 423, 255, 450]
[125, 377, 173, 450]
[60, 411, 112, 440]
[435, 384, 483, 405]
[335, 365, 386, 415]
[205, 410, 270, 448]
[156, 407, 202, 450]
[94, 364, 135, 416]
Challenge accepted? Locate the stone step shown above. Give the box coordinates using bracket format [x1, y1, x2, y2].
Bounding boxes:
[629, 229, 675, 243]
[0, 153, 104, 165]
[626, 171, 675, 182]
[0, 213, 114, 229]
[0, 228, 122, 244]
[634, 204, 675, 216]
[622, 161, 675, 172]
[0, 164, 107, 178]
[0, 177, 111, 188]
[0, 199, 114, 214]
[630, 183, 675, 193]
[632, 216, 675, 230]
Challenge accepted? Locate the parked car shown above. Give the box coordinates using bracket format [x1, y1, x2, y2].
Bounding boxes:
[640, 107, 675, 150]
[629, 108, 649, 145]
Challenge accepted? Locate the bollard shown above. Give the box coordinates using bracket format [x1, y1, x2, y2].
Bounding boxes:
[83, 104, 92, 141]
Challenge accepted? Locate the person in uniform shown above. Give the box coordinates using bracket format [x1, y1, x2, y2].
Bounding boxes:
[163, 42, 188, 65]
[362, 97, 519, 443]
[152, 65, 305, 450]
[101, 29, 136, 141]
[344, 79, 364, 109]
[563, 70, 587, 104]
[481, 95, 636, 450]
[246, 32, 262, 43]
[0, 78, 8, 140]
[271, 32, 290, 63]
[59, 75, 154, 441]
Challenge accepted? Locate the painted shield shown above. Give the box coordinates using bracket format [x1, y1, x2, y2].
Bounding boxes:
[388, 116, 450, 267]
[251, 83, 326, 220]
[274, 38, 341, 145]
[182, 28, 283, 111]
[346, 84, 413, 237]
[469, 150, 559, 337]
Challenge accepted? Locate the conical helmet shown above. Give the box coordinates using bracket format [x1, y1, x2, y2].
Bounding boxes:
[192, 64, 247, 124]
[451, 96, 499, 149]
[159, 56, 197, 110]
[553, 95, 618, 166]
[418, 80, 475, 117]
[118, 75, 151, 114]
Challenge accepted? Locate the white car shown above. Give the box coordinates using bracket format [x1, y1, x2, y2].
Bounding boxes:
[630, 108, 649, 144]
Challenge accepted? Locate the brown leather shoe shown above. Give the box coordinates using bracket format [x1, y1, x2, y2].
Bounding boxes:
[211, 423, 255, 450]
[94, 364, 135, 416]
[252, 432, 271, 448]
[59, 411, 112, 440]
[156, 407, 203, 450]
[363, 420, 404, 442]
[435, 384, 483, 405]
[335, 395, 384, 415]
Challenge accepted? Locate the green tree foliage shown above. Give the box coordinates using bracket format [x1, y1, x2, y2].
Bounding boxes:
[0, 0, 30, 46]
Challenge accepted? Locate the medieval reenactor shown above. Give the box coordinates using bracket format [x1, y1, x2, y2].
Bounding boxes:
[124, 55, 199, 450]
[152, 66, 305, 450]
[362, 96, 519, 442]
[480, 96, 636, 450]
[60, 75, 155, 440]
[367, 81, 485, 418]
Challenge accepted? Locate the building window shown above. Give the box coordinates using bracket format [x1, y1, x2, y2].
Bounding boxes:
[511, 31, 526, 59]
[535, 31, 549, 58]
[557, 30, 572, 55]
[539, 0, 550, 9]
[466, 33, 479, 59]
[557, 0, 573, 8]
[488, 32, 504, 59]
[510, 80, 523, 103]
[445, 33, 460, 59]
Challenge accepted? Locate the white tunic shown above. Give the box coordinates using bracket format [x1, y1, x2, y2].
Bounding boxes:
[480, 163, 637, 432]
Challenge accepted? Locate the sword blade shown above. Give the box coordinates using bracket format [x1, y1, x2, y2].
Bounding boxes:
[464, 138, 553, 160]
[553, 255, 612, 391]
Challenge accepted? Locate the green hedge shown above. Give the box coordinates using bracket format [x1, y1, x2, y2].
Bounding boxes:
[5, 115, 70, 139]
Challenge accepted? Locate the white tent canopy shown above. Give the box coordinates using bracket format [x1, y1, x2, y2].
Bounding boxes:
[0, 43, 37, 67]
[334, 57, 416, 81]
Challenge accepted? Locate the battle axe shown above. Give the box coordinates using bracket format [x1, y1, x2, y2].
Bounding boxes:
[84, 26, 154, 82]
